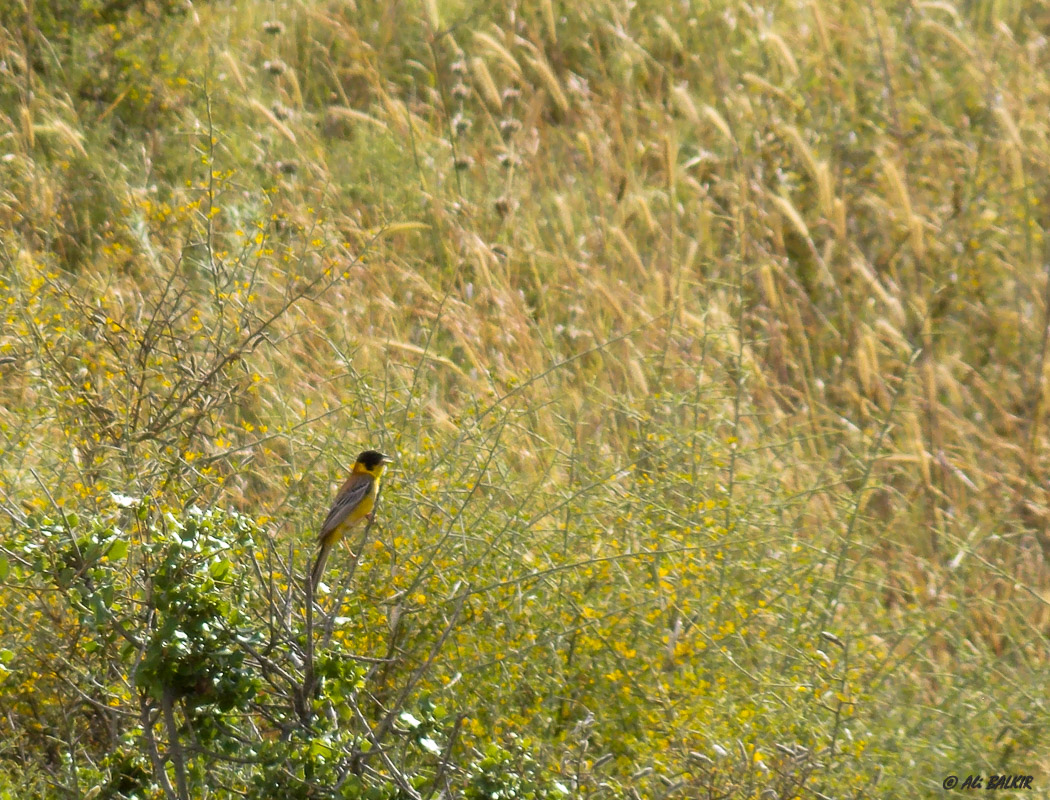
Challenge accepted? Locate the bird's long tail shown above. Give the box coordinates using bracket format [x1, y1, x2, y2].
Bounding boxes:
[310, 541, 331, 592]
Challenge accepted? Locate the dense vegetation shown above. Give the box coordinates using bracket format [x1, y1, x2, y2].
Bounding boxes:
[1, 0, 1048, 797]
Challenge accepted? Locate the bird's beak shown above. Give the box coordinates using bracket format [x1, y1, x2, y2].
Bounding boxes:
[380, 454, 396, 464]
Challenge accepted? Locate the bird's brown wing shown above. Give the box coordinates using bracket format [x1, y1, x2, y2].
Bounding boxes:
[318, 474, 374, 541]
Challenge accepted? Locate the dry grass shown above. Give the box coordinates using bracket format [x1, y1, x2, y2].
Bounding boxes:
[0, 0, 1048, 796]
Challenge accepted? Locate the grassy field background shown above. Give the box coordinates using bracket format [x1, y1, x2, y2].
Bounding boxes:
[1, 0, 1049, 797]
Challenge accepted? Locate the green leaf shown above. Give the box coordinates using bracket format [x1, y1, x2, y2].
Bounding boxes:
[208, 559, 232, 580]
[420, 736, 442, 755]
[107, 539, 129, 561]
[309, 738, 335, 760]
[399, 711, 422, 729]
[0, 555, 8, 581]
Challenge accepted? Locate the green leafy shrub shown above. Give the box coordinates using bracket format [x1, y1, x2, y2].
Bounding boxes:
[4, 506, 487, 798]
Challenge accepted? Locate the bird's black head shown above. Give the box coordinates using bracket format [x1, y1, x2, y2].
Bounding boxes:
[356, 449, 393, 469]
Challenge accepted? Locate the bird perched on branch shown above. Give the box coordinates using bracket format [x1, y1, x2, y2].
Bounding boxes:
[310, 449, 394, 591]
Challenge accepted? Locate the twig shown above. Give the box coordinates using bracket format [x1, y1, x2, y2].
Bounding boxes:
[161, 688, 189, 800]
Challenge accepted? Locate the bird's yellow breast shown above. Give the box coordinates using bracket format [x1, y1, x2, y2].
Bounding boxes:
[333, 487, 376, 534]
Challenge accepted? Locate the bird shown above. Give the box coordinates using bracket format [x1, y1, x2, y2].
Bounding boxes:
[310, 449, 394, 591]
